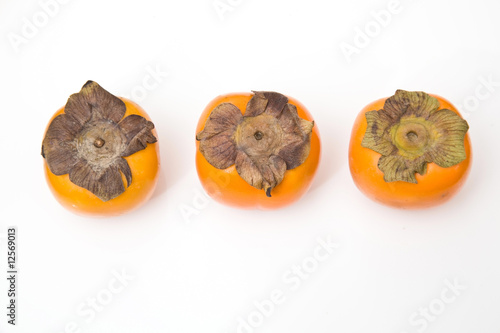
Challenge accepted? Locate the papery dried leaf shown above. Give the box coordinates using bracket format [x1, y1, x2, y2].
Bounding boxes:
[425, 109, 469, 168]
[116, 157, 132, 187]
[299, 119, 314, 137]
[262, 155, 287, 196]
[378, 154, 428, 183]
[277, 104, 314, 169]
[65, 81, 126, 125]
[81, 81, 126, 123]
[278, 139, 312, 170]
[200, 130, 238, 169]
[392, 89, 440, 118]
[361, 110, 397, 156]
[245, 92, 268, 117]
[245, 91, 288, 118]
[42, 114, 80, 175]
[382, 90, 412, 122]
[64, 93, 93, 126]
[119, 114, 157, 157]
[277, 104, 302, 136]
[68, 159, 127, 201]
[235, 151, 286, 196]
[197, 103, 243, 169]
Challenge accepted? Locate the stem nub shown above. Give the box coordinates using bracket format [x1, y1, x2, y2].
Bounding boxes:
[392, 120, 430, 157]
[406, 131, 418, 141]
[94, 138, 105, 148]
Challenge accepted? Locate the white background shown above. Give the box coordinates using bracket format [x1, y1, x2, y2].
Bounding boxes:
[0, 0, 499, 332]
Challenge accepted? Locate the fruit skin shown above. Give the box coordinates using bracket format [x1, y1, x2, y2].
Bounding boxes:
[195, 92, 321, 210]
[349, 94, 472, 209]
[43, 98, 160, 217]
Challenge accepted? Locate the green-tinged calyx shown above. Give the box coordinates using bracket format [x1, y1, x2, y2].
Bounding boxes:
[361, 90, 469, 184]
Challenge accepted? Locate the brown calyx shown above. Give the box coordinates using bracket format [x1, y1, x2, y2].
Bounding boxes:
[42, 81, 157, 201]
[196, 91, 314, 197]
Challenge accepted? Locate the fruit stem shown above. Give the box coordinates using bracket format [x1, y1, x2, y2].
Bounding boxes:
[94, 138, 105, 148]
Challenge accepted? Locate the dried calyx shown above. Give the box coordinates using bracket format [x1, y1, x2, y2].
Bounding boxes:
[196, 91, 314, 197]
[42, 81, 157, 201]
[362, 90, 469, 183]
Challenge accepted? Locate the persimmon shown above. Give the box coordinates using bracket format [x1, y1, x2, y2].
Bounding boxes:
[349, 90, 471, 209]
[42, 81, 160, 217]
[195, 91, 321, 209]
